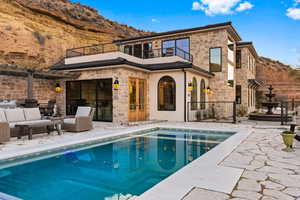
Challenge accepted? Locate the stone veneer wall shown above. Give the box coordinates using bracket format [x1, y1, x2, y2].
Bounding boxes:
[0, 74, 56, 102]
[236, 47, 256, 114]
[59, 66, 149, 124]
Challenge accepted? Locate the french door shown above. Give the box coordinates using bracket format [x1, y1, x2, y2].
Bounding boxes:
[128, 78, 147, 122]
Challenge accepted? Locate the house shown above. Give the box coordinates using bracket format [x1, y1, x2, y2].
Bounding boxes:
[235, 42, 261, 114]
[51, 22, 261, 123]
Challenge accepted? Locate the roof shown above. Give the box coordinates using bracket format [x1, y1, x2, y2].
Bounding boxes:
[114, 22, 242, 43]
[237, 41, 259, 58]
[50, 58, 214, 77]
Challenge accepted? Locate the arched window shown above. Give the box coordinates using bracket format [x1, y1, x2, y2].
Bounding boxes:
[191, 77, 198, 110]
[200, 79, 206, 110]
[158, 76, 176, 111]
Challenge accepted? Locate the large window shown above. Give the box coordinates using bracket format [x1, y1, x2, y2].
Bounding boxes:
[236, 49, 242, 69]
[236, 85, 242, 104]
[200, 79, 206, 110]
[143, 42, 152, 58]
[158, 76, 176, 111]
[162, 38, 190, 58]
[191, 77, 198, 110]
[209, 47, 222, 72]
[123, 42, 152, 59]
[124, 45, 133, 56]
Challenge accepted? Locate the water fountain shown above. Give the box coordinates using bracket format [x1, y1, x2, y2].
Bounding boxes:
[249, 85, 292, 121]
[261, 85, 279, 115]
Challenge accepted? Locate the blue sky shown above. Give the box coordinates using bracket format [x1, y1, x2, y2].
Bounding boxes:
[74, 0, 300, 66]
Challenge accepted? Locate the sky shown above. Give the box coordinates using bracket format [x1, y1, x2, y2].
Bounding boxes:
[73, 0, 300, 67]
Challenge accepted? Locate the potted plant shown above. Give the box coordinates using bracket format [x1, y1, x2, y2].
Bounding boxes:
[281, 131, 296, 152]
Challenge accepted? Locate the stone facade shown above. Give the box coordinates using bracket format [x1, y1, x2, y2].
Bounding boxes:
[60, 67, 149, 124]
[0, 74, 56, 102]
[236, 46, 257, 114]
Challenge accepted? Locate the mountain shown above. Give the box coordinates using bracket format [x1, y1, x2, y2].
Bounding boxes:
[0, 0, 149, 68]
[256, 57, 300, 101]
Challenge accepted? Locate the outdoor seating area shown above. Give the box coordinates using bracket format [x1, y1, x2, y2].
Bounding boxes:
[0, 106, 95, 142]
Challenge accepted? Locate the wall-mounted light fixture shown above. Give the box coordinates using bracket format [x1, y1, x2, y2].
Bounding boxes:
[55, 83, 62, 93]
[204, 87, 213, 94]
[113, 79, 120, 90]
[187, 82, 193, 92]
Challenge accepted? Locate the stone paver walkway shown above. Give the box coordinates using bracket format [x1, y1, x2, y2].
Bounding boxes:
[184, 126, 300, 200]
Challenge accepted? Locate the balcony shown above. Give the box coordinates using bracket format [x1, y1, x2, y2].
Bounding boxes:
[66, 43, 193, 63]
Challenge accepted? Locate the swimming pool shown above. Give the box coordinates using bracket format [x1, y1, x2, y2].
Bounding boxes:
[0, 128, 235, 200]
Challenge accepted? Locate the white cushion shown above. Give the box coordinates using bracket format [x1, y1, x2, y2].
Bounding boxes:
[23, 108, 41, 121]
[0, 109, 7, 122]
[5, 109, 25, 122]
[63, 118, 76, 125]
[9, 120, 52, 128]
[75, 107, 91, 117]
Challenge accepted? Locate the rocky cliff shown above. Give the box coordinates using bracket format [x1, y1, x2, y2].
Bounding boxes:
[0, 0, 148, 68]
[256, 57, 300, 101]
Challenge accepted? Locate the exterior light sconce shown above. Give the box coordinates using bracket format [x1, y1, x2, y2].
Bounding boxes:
[204, 87, 213, 95]
[113, 79, 120, 90]
[187, 82, 193, 92]
[55, 83, 62, 93]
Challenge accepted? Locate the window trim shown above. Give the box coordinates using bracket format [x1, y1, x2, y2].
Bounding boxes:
[209, 47, 222, 72]
[157, 76, 176, 111]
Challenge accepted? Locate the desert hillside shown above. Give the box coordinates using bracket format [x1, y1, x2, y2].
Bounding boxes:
[0, 0, 148, 68]
[256, 57, 300, 101]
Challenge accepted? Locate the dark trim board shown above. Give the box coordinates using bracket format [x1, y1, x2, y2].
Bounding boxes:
[51, 58, 214, 77]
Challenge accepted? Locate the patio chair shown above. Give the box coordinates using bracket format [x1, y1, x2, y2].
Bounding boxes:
[63, 107, 95, 132]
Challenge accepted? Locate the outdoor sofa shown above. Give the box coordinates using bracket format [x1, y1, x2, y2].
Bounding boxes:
[0, 108, 52, 139]
[63, 106, 95, 132]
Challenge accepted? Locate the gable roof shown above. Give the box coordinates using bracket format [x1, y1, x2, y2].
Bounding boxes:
[237, 41, 259, 58]
[114, 22, 242, 43]
[50, 58, 214, 77]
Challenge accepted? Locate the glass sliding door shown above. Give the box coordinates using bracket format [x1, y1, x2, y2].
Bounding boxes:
[66, 79, 113, 122]
[96, 79, 113, 122]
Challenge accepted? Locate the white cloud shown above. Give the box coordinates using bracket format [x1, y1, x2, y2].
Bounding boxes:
[236, 1, 254, 12]
[287, 8, 300, 20]
[192, 1, 202, 10]
[151, 18, 160, 23]
[192, 0, 254, 16]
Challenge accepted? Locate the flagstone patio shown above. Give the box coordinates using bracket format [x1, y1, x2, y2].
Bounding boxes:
[184, 125, 300, 200]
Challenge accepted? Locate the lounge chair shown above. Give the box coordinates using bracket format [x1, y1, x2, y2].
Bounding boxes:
[63, 107, 95, 132]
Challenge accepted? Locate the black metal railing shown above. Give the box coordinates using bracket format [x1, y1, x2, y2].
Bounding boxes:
[135, 47, 193, 62]
[66, 44, 193, 62]
[187, 101, 237, 123]
[66, 43, 120, 58]
[280, 100, 300, 125]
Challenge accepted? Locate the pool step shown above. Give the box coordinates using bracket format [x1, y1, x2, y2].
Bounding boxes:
[0, 192, 22, 200]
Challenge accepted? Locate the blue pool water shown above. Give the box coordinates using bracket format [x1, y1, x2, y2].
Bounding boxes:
[0, 128, 234, 200]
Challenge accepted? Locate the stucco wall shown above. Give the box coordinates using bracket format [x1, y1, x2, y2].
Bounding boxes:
[149, 71, 185, 122]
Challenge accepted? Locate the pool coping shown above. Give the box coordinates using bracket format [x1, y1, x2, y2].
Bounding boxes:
[0, 125, 252, 200]
[137, 125, 253, 200]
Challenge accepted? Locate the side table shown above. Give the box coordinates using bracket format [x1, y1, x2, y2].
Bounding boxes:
[0, 122, 10, 143]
